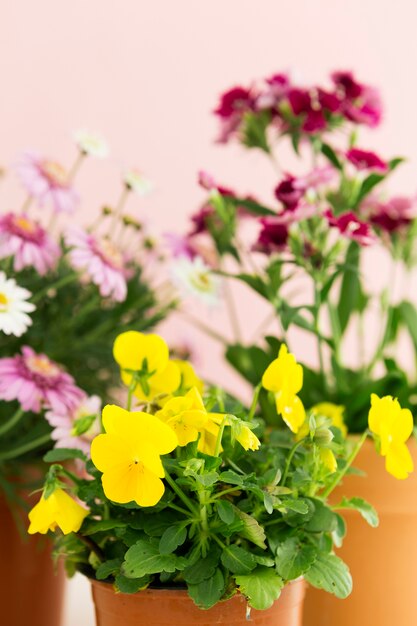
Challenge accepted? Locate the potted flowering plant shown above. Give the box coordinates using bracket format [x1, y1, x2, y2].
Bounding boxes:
[28, 331, 412, 626]
[166, 70, 417, 625]
[0, 133, 173, 626]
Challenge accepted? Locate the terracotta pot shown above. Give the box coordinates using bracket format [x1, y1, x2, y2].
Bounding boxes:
[91, 578, 306, 626]
[0, 488, 65, 626]
[304, 438, 417, 626]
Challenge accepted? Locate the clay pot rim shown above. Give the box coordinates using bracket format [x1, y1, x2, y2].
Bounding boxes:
[89, 575, 304, 599]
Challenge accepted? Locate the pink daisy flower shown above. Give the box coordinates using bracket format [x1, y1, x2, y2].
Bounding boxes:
[0, 346, 84, 414]
[0, 212, 60, 275]
[45, 394, 101, 456]
[16, 151, 79, 214]
[65, 227, 127, 302]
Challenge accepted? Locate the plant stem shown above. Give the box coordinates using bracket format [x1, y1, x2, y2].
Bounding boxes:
[282, 439, 305, 486]
[223, 276, 242, 343]
[68, 152, 86, 183]
[214, 418, 227, 457]
[0, 408, 24, 437]
[247, 383, 261, 422]
[32, 272, 79, 303]
[321, 431, 368, 499]
[0, 433, 51, 461]
[75, 532, 105, 561]
[163, 468, 198, 515]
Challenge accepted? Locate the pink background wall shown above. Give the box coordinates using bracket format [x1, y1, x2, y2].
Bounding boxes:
[1, 1, 416, 623]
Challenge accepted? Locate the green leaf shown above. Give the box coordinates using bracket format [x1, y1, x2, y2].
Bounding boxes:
[321, 143, 342, 170]
[221, 545, 257, 574]
[336, 497, 379, 528]
[282, 498, 310, 514]
[123, 540, 185, 578]
[242, 110, 271, 154]
[235, 566, 284, 610]
[234, 509, 267, 549]
[227, 196, 276, 217]
[275, 537, 317, 580]
[43, 448, 87, 462]
[337, 241, 362, 334]
[354, 173, 386, 207]
[304, 553, 352, 599]
[398, 301, 417, 352]
[115, 574, 150, 594]
[188, 568, 225, 609]
[332, 513, 347, 548]
[304, 499, 337, 533]
[216, 500, 236, 524]
[96, 558, 123, 581]
[183, 549, 220, 584]
[159, 524, 187, 555]
[82, 519, 127, 535]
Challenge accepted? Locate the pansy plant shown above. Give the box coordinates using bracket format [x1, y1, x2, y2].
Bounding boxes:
[29, 333, 413, 611]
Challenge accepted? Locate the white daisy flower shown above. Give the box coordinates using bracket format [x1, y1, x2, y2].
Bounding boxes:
[74, 130, 109, 158]
[171, 256, 221, 306]
[0, 272, 36, 337]
[124, 169, 153, 196]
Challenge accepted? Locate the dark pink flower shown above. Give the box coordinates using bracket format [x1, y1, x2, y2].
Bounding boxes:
[332, 71, 382, 128]
[254, 218, 289, 253]
[274, 176, 306, 209]
[325, 209, 375, 246]
[214, 86, 254, 118]
[346, 148, 388, 172]
[256, 73, 291, 110]
[288, 87, 340, 132]
[0, 346, 84, 414]
[363, 195, 417, 233]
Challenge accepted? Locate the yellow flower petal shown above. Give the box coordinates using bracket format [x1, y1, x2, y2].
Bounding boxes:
[173, 360, 204, 394]
[278, 394, 306, 434]
[236, 425, 261, 451]
[113, 331, 169, 373]
[262, 345, 303, 396]
[134, 361, 181, 401]
[319, 448, 337, 473]
[134, 466, 166, 507]
[385, 442, 414, 480]
[28, 489, 87, 535]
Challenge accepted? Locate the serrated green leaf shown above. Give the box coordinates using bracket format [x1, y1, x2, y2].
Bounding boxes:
[305, 553, 352, 599]
[304, 499, 337, 533]
[159, 524, 187, 555]
[336, 497, 379, 528]
[188, 568, 225, 609]
[82, 519, 127, 535]
[221, 545, 257, 574]
[235, 566, 284, 610]
[275, 537, 317, 580]
[123, 540, 185, 578]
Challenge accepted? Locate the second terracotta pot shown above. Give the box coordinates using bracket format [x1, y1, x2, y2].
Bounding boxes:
[91, 578, 306, 626]
[0, 492, 65, 626]
[303, 438, 417, 626]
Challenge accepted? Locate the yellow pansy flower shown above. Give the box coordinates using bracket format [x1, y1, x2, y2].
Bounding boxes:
[198, 412, 261, 456]
[368, 394, 414, 480]
[173, 360, 204, 395]
[91, 405, 178, 507]
[319, 448, 337, 474]
[235, 423, 261, 452]
[28, 488, 88, 535]
[312, 402, 347, 437]
[262, 344, 305, 433]
[113, 331, 181, 401]
[156, 387, 209, 446]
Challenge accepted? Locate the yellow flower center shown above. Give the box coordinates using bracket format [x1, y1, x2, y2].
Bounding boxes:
[42, 160, 68, 186]
[14, 216, 37, 234]
[189, 270, 213, 293]
[0, 292, 8, 311]
[27, 355, 60, 378]
[96, 238, 124, 269]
